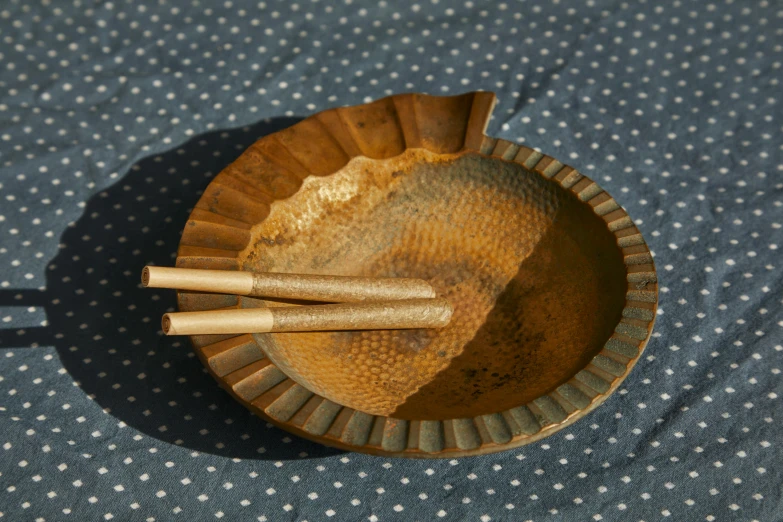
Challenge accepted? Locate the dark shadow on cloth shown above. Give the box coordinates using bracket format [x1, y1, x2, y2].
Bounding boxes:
[0, 117, 344, 460]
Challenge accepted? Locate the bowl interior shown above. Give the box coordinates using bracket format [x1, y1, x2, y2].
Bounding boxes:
[240, 149, 627, 420]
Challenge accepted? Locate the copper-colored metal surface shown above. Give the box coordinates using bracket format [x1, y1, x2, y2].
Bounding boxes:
[162, 298, 452, 335]
[144, 266, 436, 302]
[175, 91, 658, 457]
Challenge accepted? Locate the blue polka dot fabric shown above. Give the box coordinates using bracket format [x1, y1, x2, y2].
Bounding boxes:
[1, 0, 781, 520]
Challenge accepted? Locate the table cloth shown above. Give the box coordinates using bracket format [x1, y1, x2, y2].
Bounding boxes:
[0, 0, 781, 520]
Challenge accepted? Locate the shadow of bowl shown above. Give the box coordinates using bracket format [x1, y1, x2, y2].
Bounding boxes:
[0, 116, 344, 460]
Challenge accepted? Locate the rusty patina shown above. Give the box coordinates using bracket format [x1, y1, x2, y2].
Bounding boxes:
[175, 92, 658, 457]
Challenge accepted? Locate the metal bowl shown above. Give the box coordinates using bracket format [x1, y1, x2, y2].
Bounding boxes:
[176, 92, 657, 457]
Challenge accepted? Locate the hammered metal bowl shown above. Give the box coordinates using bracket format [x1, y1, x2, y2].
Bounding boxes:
[176, 92, 657, 457]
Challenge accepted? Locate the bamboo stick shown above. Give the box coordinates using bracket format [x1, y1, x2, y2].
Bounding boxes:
[143, 266, 436, 302]
[161, 298, 453, 335]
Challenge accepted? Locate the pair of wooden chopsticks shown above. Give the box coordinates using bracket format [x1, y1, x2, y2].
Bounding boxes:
[142, 266, 453, 335]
